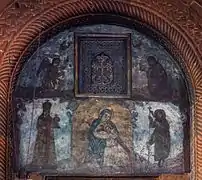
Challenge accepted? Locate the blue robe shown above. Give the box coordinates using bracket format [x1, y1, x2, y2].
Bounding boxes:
[86, 119, 106, 166]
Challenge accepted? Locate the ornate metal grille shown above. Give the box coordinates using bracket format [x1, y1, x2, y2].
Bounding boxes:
[74, 33, 132, 98]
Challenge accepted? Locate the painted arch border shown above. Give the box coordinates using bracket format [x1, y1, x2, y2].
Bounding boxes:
[0, 0, 201, 179]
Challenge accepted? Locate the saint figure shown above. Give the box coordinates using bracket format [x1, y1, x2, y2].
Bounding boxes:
[37, 57, 64, 90]
[31, 101, 60, 169]
[146, 56, 170, 100]
[147, 109, 170, 167]
[86, 108, 131, 169]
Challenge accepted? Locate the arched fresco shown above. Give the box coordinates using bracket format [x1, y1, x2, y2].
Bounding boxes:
[13, 24, 190, 176]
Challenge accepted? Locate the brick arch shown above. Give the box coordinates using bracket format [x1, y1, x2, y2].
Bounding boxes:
[0, 0, 202, 179]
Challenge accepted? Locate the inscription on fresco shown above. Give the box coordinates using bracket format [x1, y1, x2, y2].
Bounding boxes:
[14, 25, 189, 176]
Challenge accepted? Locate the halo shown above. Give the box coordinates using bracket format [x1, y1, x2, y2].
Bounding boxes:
[99, 105, 114, 117]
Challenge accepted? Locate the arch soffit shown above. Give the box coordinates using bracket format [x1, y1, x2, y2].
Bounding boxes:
[0, 0, 201, 179]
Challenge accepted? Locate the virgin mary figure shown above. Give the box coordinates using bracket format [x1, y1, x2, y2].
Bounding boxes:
[86, 108, 132, 170]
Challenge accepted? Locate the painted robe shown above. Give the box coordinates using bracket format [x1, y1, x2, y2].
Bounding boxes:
[87, 119, 129, 169]
[146, 57, 171, 100]
[31, 113, 58, 168]
[148, 115, 171, 161]
[86, 119, 106, 166]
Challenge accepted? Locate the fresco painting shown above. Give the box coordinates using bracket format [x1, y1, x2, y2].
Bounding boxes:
[14, 24, 189, 176]
[71, 99, 133, 174]
[16, 98, 185, 175]
[17, 98, 73, 171]
[15, 25, 186, 102]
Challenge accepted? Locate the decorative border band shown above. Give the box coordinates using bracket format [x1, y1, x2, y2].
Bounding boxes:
[0, 0, 201, 179]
